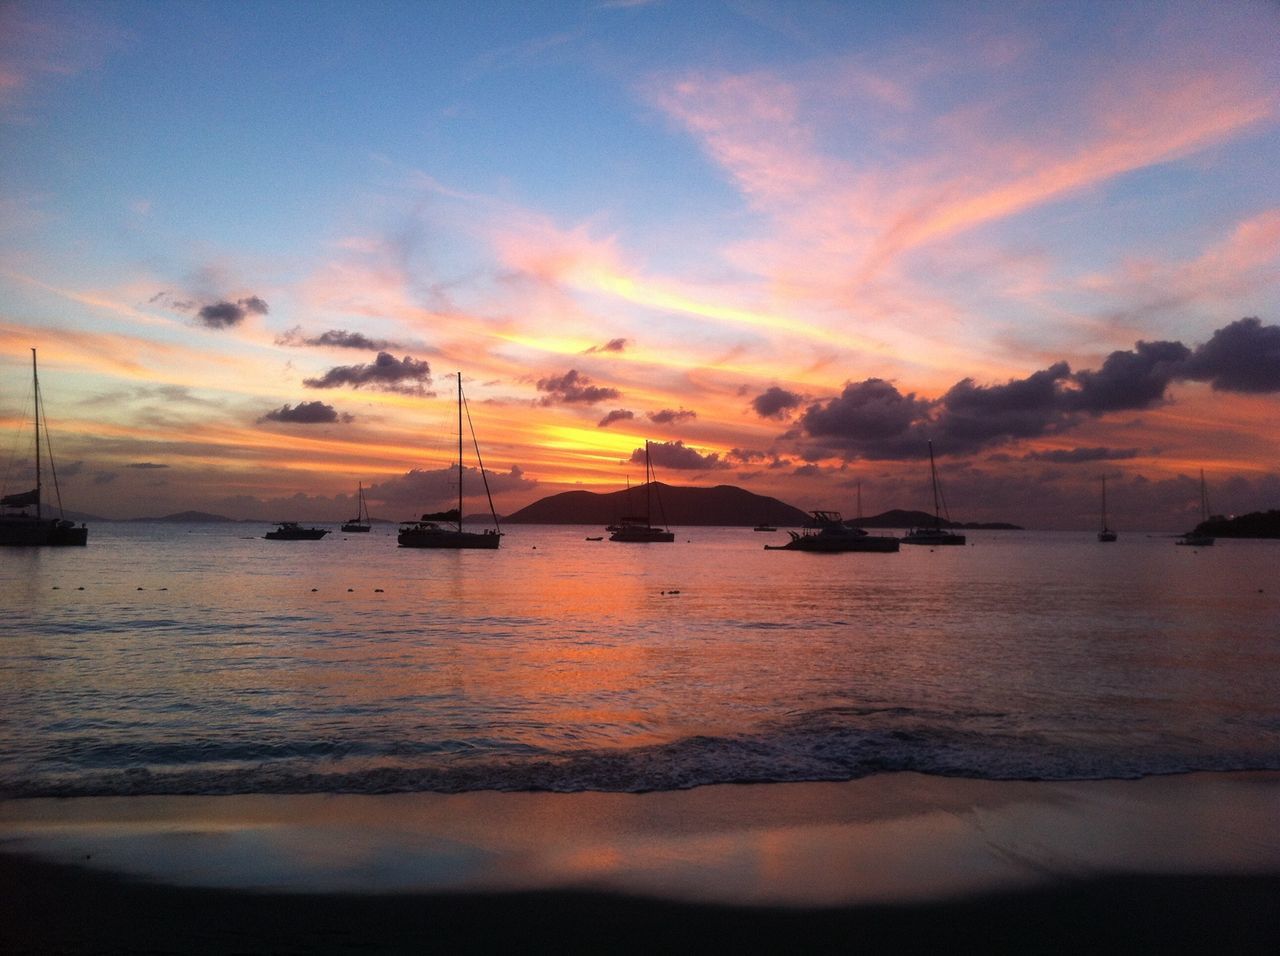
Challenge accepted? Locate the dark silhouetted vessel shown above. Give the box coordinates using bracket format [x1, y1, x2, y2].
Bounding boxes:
[264, 522, 329, 540]
[902, 441, 965, 546]
[1097, 474, 1117, 542]
[0, 349, 88, 547]
[765, 511, 899, 552]
[399, 372, 502, 550]
[342, 482, 372, 532]
[1176, 469, 1214, 547]
[609, 441, 674, 543]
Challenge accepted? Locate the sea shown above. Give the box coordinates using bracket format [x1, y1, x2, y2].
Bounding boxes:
[2, 523, 1278, 798]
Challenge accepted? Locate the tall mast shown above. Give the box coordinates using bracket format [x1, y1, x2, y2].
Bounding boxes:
[32, 348, 42, 520]
[644, 440, 652, 524]
[457, 372, 463, 531]
[1101, 475, 1107, 532]
[928, 440, 940, 527]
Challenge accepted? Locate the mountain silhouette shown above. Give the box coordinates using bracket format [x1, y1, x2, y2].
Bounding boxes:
[503, 482, 811, 526]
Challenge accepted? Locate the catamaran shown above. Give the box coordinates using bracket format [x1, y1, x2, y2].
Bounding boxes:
[0, 349, 88, 547]
[609, 441, 674, 542]
[901, 441, 965, 546]
[398, 372, 502, 549]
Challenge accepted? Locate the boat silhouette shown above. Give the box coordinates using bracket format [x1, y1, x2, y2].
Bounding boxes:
[0, 349, 88, 547]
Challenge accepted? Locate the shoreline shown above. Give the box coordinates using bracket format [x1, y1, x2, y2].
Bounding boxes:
[3, 771, 1280, 950]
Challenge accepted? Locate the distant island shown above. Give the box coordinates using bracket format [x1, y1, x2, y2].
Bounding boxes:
[1192, 510, 1280, 539]
[502, 482, 1021, 529]
[503, 482, 810, 527]
[129, 510, 241, 523]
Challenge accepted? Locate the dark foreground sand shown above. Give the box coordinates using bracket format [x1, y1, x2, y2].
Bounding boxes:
[3, 772, 1279, 953]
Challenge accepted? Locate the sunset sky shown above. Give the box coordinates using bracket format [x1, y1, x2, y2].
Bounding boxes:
[2, 0, 1277, 529]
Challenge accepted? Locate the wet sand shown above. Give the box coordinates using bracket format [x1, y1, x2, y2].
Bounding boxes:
[3, 772, 1279, 952]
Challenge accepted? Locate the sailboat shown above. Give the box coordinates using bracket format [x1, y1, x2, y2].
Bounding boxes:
[608, 441, 674, 542]
[1176, 469, 1215, 547]
[398, 372, 502, 550]
[342, 482, 372, 532]
[901, 441, 965, 546]
[0, 349, 88, 547]
[1097, 475, 1117, 542]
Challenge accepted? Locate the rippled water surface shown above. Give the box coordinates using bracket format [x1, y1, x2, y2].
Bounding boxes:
[3, 522, 1278, 795]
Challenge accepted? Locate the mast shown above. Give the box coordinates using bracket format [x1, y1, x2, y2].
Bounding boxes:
[32, 349, 42, 520]
[457, 372, 463, 532]
[644, 440, 652, 524]
[928, 440, 941, 528]
[1199, 469, 1209, 522]
[856, 480, 862, 521]
[1101, 475, 1107, 532]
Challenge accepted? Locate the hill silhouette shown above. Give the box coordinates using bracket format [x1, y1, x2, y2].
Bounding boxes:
[503, 483, 1020, 529]
[1193, 510, 1280, 538]
[504, 483, 811, 527]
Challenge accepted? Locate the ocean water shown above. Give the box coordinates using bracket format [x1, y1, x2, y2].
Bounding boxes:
[2, 523, 1278, 797]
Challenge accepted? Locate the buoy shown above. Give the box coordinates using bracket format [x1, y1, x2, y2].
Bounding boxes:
[347, 588, 354, 592]
[311, 588, 318, 592]
[77, 586, 84, 590]
[374, 588, 384, 593]
[52, 586, 60, 590]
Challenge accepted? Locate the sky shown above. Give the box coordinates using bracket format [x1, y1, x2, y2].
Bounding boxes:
[1, 0, 1278, 530]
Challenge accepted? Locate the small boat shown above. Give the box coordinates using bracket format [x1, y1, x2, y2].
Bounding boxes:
[265, 522, 329, 540]
[1176, 469, 1215, 547]
[585, 536, 603, 541]
[399, 372, 503, 550]
[753, 525, 777, 532]
[765, 511, 898, 552]
[342, 482, 372, 532]
[902, 442, 965, 546]
[0, 349, 88, 547]
[1097, 475, 1117, 542]
[609, 441, 674, 543]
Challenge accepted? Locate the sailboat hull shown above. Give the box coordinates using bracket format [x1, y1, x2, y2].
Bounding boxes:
[0, 516, 87, 546]
[398, 525, 501, 549]
[341, 523, 371, 532]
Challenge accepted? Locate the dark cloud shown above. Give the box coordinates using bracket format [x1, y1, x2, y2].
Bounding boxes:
[1181, 317, 1280, 393]
[1068, 341, 1189, 413]
[258, 401, 352, 425]
[276, 326, 397, 351]
[933, 363, 1073, 450]
[149, 291, 195, 311]
[585, 338, 628, 354]
[800, 379, 932, 456]
[196, 296, 269, 329]
[631, 440, 727, 471]
[1022, 447, 1141, 463]
[793, 318, 1280, 461]
[303, 352, 432, 394]
[751, 386, 804, 419]
[648, 408, 696, 424]
[127, 462, 169, 469]
[536, 369, 620, 405]
[597, 409, 635, 428]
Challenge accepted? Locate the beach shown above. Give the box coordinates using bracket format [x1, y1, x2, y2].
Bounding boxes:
[4, 771, 1279, 952]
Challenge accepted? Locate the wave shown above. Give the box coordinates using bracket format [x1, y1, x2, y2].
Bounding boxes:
[5, 705, 1278, 798]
